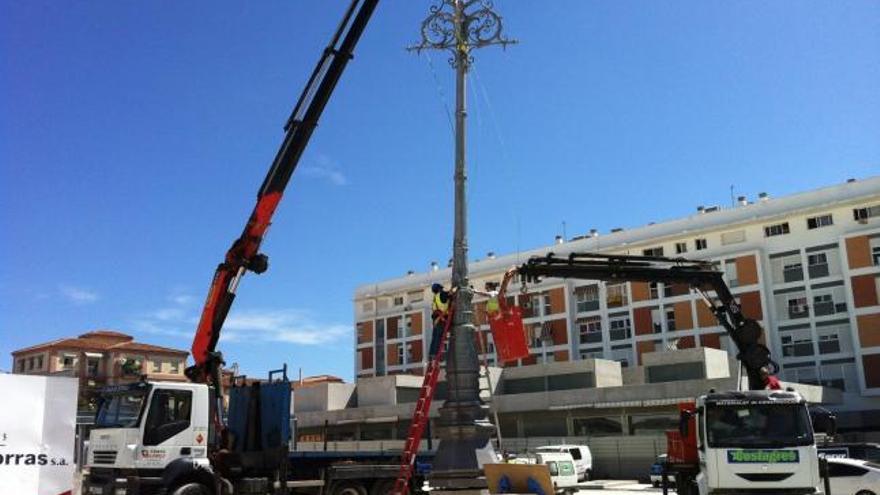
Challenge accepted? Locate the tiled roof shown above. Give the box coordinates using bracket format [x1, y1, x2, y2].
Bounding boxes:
[12, 330, 188, 357]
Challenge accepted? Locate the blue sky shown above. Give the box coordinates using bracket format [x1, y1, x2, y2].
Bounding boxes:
[1, 1, 878, 380]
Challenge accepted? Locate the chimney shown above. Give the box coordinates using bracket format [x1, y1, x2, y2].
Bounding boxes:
[737, 195, 748, 206]
[430, 261, 439, 272]
[697, 205, 705, 214]
[610, 227, 623, 233]
[590, 229, 599, 237]
[555, 235, 564, 244]
[406, 270, 414, 276]
[487, 251, 496, 259]
[847, 178, 856, 183]
[758, 192, 769, 202]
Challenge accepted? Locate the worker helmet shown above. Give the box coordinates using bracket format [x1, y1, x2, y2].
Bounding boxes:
[431, 283, 443, 293]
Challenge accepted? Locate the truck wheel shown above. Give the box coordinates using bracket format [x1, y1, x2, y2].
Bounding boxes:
[171, 482, 210, 495]
[369, 479, 396, 495]
[330, 481, 367, 495]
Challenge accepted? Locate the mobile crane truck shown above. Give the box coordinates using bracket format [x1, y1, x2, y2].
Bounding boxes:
[516, 252, 837, 495]
[82, 1, 430, 494]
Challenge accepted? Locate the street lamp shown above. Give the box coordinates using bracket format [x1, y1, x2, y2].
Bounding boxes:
[409, 0, 515, 490]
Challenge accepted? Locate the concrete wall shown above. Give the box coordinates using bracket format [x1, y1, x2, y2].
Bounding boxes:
[294, 382, 356, 413]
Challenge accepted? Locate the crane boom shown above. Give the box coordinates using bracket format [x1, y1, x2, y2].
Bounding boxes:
[517, 252, 777, 390]
[187, 0, 380, 386]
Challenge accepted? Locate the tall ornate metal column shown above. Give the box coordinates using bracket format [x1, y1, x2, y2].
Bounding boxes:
[409, 1, 514, 490]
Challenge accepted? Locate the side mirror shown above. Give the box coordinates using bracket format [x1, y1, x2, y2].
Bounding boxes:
[810, 406, 838, 437]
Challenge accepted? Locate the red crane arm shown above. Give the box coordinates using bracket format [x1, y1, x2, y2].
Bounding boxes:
[186, 0, 380, 384]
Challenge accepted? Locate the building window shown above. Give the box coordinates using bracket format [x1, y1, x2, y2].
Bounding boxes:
[786, 296, 809, 320]
[393, 296, 404, 307]
[403, 316, 413, 337]
[764, 222, 790, 237]
[407, 290, 424, 303]
[643, 247, 664, 257]
[771, 253, 804, 284]
[781, 333, 813, 357]
[665, 309, 676, 332]
[806, 214, 833, 229]
[18, 360, 25, 372]
[871, 237, 880, 266]
[36, 356, 43, 370]
[87, 358, 100, 377]
[575, 285, 600, 313]
[695, 238, 708, 250]
[649, 282, 659, 299]
[817, 333, 840, 355]
[724, 260, 739, 287]
[853, 204, 880, 222]
[606, 283, 628, 308]
[170, 360, 180, 374]
[152, 360, 162, 373]
[361, 300, 374, 313]
[578, 317, 602, 344]
[807, 252, 829, 279]
[675, 242, 687, 254]
[28, 357, 34, 370]
[650, 308, 663, 333]
[580, 349, 604, 360]
[62, 355, 75, 368]
[609, 316, 632, 341]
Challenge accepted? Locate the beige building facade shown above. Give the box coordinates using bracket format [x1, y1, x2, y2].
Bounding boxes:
[11, 329, 188, 411]
[353, 177, 880, 430]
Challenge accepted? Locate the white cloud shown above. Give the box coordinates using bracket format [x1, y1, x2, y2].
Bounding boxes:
[170, 294, 195, 306]
[59, 285, 99, 304]
[131, 298, 348, 347]
[221, 309, 349, 345]
[299, 154, 348, 186]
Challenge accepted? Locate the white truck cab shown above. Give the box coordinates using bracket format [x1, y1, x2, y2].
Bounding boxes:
[85, 381, 213, 494]
[691, 390, 821, 495]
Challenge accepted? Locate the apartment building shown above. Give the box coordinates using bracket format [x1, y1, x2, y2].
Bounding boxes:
[11, 329, 188, 411]
[353, 177, 880, 430]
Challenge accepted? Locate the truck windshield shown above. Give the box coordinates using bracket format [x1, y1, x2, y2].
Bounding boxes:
[706, 403, 813, 448]
[95, 388, 149, 428]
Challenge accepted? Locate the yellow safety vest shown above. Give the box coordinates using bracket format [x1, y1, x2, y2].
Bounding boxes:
[486, 296, 500, 314]
[433, 293, 449, 313]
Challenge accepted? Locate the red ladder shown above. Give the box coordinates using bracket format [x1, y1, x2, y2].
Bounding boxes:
[391, 306, 455, 495]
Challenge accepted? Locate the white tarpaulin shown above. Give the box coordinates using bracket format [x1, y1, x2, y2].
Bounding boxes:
[0, 374, 78, 495]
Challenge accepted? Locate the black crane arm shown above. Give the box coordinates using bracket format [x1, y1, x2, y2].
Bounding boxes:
[517, 252, 777, 390]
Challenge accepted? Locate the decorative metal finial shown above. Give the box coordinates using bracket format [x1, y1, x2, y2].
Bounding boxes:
[409, 0, 516, 67]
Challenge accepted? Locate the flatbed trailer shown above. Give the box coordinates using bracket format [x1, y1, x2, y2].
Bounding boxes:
[286, 450, 434, 495]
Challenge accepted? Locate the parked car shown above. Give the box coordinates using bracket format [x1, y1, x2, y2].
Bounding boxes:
[510, 451, 580, 494]
[650, 454, 677, 488]
[536, 444, 593, 481]
[825, 457, 880, 495]
[819, 442, 880, 463]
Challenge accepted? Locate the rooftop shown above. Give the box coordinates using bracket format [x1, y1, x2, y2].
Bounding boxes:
[355, 176, 880, 298]
[12, 329, 188, 357]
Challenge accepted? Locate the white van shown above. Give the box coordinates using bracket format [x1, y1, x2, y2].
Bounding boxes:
[510, 451, 579, 493]
[536, 444, 593, 481]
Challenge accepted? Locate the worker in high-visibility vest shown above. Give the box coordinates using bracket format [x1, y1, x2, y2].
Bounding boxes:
[476, 268, 517, 322]
[428, 283, 451, 359]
